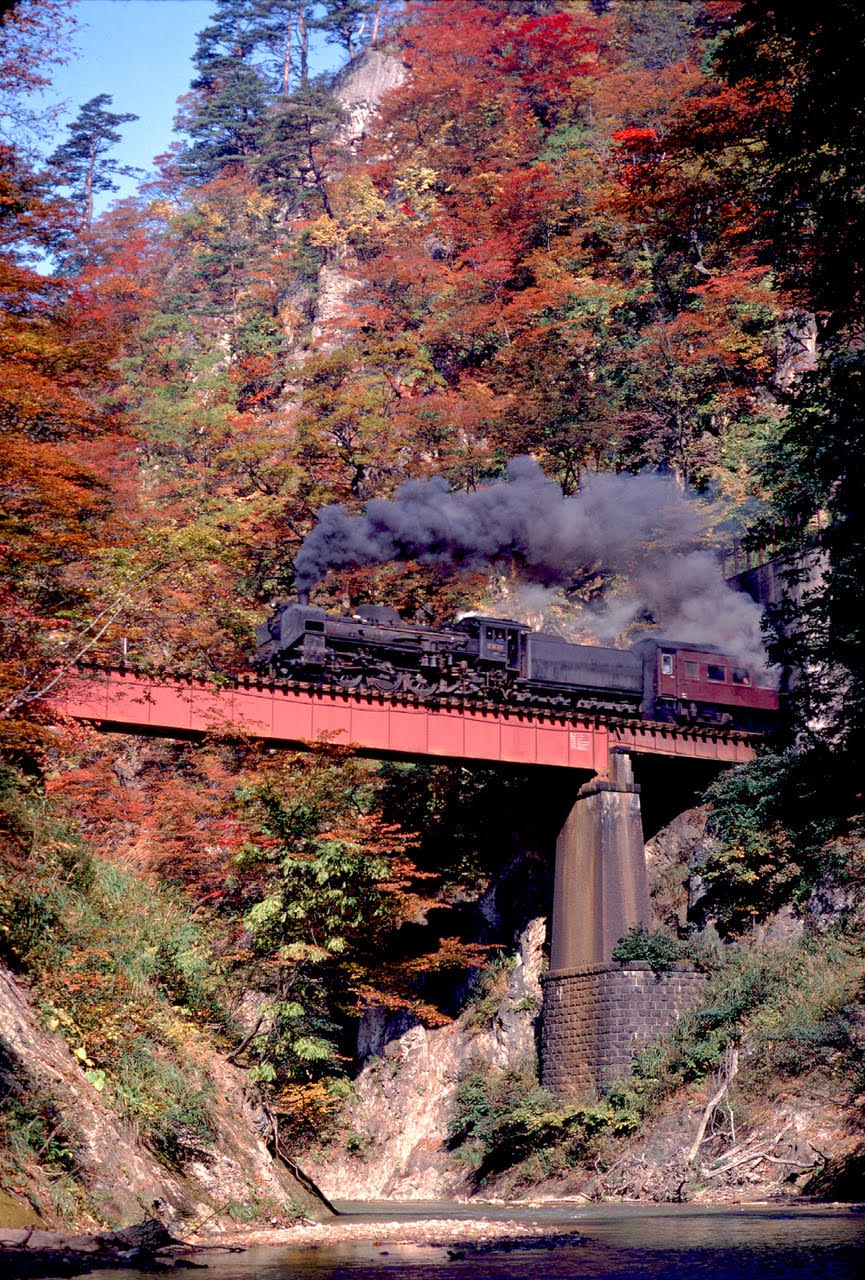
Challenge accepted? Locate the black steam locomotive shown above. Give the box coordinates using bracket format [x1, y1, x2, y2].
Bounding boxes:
[255, 601, 779, 731]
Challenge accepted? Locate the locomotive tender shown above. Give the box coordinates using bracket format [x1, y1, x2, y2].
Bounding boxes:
[255, 601, 778, 732]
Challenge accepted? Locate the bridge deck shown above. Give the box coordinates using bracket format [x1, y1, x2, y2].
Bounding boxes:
[45, 666, 759, 772]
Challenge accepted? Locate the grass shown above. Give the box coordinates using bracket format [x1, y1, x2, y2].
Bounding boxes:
[0, 766, 225, 1172]
[448, 932, 865, 1187]
[462, 952, 517, 1030]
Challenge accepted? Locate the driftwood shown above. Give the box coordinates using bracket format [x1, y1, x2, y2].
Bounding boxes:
[0, 1218, 241, 1278]
[687, 1045, 739, 1164]
[699, 1121, 797, 1179]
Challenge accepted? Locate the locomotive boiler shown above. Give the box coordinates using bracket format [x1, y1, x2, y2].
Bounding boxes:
[255, 601, 778, 732]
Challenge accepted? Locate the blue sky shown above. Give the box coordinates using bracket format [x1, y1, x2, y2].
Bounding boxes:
[45, 0, 340, 213]
[47, 1, 214, 207]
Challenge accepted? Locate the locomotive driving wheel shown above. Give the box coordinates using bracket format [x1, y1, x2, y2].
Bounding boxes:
[368, 664, 402, 693]
[334, 668, 363, 690]
[404, 671, 439, 696]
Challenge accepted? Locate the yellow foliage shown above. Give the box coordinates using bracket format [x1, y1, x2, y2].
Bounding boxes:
[306, 214, 343, 248]
[245, 189, 277, 221]
[394, 163, 439, 218]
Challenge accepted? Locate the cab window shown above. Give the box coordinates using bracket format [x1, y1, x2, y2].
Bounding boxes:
[732, 668, 751, 686]
[684, 661, 699, 678]
[707, 664, 726, 682]
[661, 653, 674, 676]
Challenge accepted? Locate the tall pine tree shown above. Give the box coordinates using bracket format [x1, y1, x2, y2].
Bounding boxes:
[48, 94, 139, 230]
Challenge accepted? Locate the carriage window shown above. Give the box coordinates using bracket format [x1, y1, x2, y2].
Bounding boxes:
[707, 664, 726, 682]
[684, 661, 699, 678]
[732, 668, 751, 685]
[661, 653, 674, 675]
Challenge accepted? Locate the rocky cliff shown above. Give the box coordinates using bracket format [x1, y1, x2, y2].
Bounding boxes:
[0, 965, 332, 1232]
[304, 919, 546, 1200]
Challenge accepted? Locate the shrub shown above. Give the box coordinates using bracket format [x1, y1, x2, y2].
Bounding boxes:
[448, 1061, 642, 1182]
[0, 767, 225, 1172]
[701, 749, 848, 931]
[612, 924, 684, 973]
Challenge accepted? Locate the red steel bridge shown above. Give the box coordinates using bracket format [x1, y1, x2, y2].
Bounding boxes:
[46, 662, 762, 1095]
[47, 664, 760, 774]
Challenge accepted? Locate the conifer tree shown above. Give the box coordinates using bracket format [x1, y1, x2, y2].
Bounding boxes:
[250, 0, 315, 95]
[258, 78, 345, 213]
[179, 0, 272, 181]
[315, 0, 381, 60]
[47, 93, 139, 230]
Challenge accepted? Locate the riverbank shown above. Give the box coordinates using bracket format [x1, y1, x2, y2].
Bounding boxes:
[5, 1201, 865, 1280]
[0, 1215, 586, 1277]
[219, 1214, 583, 1249]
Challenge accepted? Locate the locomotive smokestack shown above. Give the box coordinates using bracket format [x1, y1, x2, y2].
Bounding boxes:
[297, 587, 310, 605]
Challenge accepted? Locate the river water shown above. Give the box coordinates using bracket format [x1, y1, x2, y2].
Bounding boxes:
[76, 1201, 865, 1280]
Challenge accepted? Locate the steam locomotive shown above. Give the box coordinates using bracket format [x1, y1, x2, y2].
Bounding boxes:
[254, 601, 778, 731]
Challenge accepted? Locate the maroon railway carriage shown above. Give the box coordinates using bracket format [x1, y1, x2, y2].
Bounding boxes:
[635, 639, 779, 732]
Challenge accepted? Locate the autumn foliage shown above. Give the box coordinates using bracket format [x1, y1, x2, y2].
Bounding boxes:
[3, 0, 865, 1146]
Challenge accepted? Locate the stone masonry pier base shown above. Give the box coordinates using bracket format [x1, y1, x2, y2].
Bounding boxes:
[540, 962, 706, 1095]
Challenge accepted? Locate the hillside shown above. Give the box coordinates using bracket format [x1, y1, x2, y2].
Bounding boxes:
[1, 0, 864, 1229]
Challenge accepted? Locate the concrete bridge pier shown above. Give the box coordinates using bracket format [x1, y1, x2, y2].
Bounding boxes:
[548, 750, 648, 972]
[540, 750, 705, 1096]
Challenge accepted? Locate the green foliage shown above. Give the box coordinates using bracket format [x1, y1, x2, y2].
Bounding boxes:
[110, 1045, 214, 1165]
[462, 953, 516, 1030]
[448, 1061, 641, 1183]
[48, 93, 139, 230]
[0, 766, 224, 1170]
[258, 80, 346, 212]
[759, 348, 865, 780]
[178, 0, 272, 181]
[344, 1128, 376, 1159]
[229, 748, 421, 1106]
[611, 924, 685, 974]
[0, 1069, 93, 1224]
[710, 2, 865, 831]
[448, 935, 865, 1188]
[630, 937, 865, 1106]
[701, 750, 847, 931]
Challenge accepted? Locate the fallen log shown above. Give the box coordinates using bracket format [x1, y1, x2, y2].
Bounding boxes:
[0, 1218, 235, 1278]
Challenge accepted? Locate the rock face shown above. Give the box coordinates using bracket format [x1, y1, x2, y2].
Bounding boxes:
[645, 807, 714, 930]
[0, 965, 332, 1231]
[309, 263, 364, 352]
[332, 46, 407, 146]
[282, 47, 406, 369]
[303, 919, 546, 1200]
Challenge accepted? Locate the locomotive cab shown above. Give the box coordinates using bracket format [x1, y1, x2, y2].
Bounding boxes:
[453, 616, 528, 673]
[254, 601, 328, 670]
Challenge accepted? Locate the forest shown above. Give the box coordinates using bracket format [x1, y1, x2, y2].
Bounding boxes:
[1, 0, 865, 1228]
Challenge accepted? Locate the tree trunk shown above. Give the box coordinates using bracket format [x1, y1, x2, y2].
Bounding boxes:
[84, 137, 96, 232]
[282, 15, 292, 99]
[299, 6, 309, 83]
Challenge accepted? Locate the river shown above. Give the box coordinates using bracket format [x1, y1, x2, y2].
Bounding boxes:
[63, 1201, 865, 1280]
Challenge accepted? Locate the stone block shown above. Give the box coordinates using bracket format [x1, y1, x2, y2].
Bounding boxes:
[540, 964, 707, 1096]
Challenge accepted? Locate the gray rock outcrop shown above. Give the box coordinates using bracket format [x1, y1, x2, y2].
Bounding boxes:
[304, 918, 546, 1200]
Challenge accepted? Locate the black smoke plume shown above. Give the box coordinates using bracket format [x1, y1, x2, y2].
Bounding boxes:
[294, 458, 769, 666]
